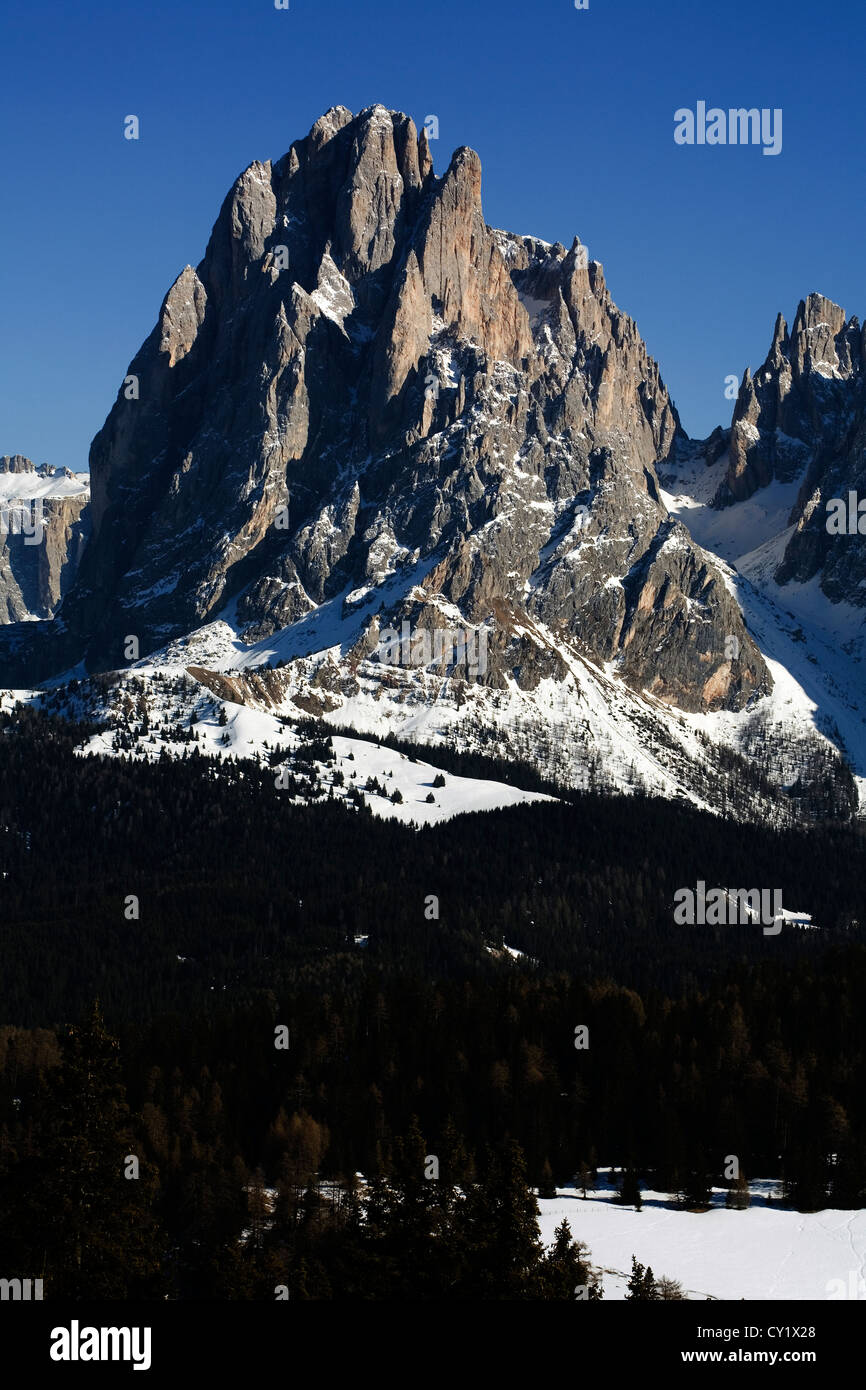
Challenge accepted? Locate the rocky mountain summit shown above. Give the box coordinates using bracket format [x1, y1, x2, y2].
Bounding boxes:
[717, 295, 863, 506]
[726, 295, 866, 605]
[663, 292, 866, 622]
[3, 106, 862, 821]
[7, 104, 764, 717]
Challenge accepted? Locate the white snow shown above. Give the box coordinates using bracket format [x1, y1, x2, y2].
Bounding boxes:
[537, 1171, 866, 1301]
[662, 453, 866, 803]
[0, 468, 89, 500]
[329, 735, 554, 825]
[73, 684, 554, 828]
[661, 469, 804, 573]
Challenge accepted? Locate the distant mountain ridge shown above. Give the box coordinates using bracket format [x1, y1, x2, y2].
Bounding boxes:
[0, 456, 89, 622]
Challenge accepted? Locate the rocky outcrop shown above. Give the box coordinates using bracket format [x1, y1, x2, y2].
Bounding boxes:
[0, 455, 36, 475]
[717, 294, 864, 505]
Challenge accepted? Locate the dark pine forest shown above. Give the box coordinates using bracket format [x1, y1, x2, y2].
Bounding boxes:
[1, 708, 864, 1299]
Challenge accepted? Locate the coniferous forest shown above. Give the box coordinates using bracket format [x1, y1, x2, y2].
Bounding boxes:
[1, 708, 865, 1299]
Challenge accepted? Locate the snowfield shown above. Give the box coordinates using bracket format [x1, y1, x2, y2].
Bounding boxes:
[328, 735, 555, 824]
[75, 692, 555, 826]
[537, 1172, 866, 1300]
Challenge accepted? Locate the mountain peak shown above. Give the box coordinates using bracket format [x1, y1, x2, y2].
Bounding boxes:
[2, 106, 764, 726]
[716, 291, 863, 505]
[308, 103, 355, 148]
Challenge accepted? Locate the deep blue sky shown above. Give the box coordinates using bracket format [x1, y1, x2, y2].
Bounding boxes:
[2, 0, 863, 471]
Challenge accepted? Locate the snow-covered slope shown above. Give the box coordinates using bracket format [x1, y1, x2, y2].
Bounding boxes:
[2, 443, 858, 825]
[661, 448, 866, 804]
[7, 549, 855, 829]
[65, 676, 553, 826]
[0, 468, 89, 502]
[661, 444, 865, 657]
[538, 1171, 866, 1301]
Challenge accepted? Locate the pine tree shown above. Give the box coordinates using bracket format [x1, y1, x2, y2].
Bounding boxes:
[782, 1142, 829, 1212]
[726, 1171, 751, 1210]
[538, 1158, 557, 1200]
[681, 1166, 712, 1209]
[618, 1167, 642, 1209]
[3, 1001, 166, 1298]
[456, 1140, 544, 1299]
[576, 1160, 595, 1199]
[626, 1255, 659, 1300]
[439, 1116, 475, 1186]
[541, 1219, 603, 1299]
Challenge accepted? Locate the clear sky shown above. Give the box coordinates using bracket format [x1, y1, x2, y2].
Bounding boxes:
[1, 0, 864, 471]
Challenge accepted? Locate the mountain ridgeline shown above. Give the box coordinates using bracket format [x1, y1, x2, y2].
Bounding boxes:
[2, 104, 863, 821]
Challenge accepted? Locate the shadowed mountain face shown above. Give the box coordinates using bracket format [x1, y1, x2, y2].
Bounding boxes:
[669, 293, 866, 613]
[717, 295, 864, 505]
[4, 104, 768, 711]
[722, 294, 866, 605]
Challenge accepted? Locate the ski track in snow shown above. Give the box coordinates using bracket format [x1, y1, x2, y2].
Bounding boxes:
[538, 1173, 866, 1301]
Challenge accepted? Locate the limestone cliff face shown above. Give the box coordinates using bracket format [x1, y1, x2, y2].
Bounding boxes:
[4, 105, 767, 712]
[0, 458, 90, 622]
